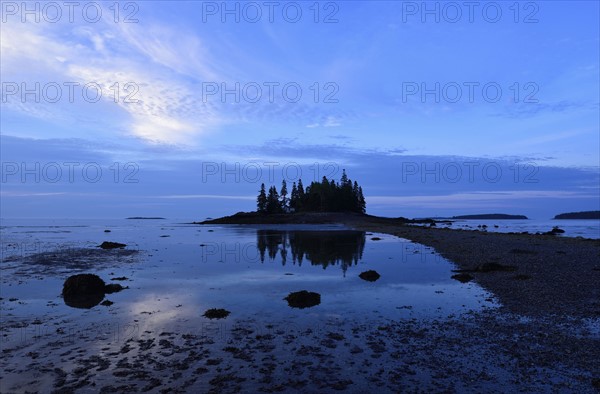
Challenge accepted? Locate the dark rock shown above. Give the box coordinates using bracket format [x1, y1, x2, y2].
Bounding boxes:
[98, 241, 127, 249]
[359, 270, 381, 282]
[284, 291, 321, 309]
[101, 300, 114, 306]
[451, 273, 474, 283]
[203, 308, 231, 319]
[104, 283, 126, 294]
[371, 237, 382, 241]
[550, 227, 565, 234]
[62, 274, 127, 309]
[512, 274, 531, 280]
[62, 274, 106, 309]
[104, 230, 111, 233]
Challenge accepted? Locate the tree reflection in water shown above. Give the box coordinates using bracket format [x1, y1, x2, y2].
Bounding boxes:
[256, 230, 366, 275]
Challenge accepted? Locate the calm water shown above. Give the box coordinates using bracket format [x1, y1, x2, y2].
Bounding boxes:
[0, 218, 497, 348]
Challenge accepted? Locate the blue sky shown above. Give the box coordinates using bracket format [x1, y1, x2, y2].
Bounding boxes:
[1, 1, 599, 219]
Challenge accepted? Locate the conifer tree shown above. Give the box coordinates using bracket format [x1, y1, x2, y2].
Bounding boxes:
[257, 183, 267, 213]
[266, 186, 281, 214]
[280, 180, 288, 210]
[290, 182, 298, 210]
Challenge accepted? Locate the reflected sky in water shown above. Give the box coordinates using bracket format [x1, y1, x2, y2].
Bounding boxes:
[1, 219, 498, 347]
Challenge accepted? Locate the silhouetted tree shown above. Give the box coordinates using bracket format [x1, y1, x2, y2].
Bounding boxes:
[256, 171, 366, 214]
[266, 186, 281, 214]
[280, 180, 288, 210]
[290, 182, 299, 211]
[257, 183, 267, 213]
[358, 186, 366, 214]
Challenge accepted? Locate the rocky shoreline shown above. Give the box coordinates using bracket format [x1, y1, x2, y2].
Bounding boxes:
[353, 221, 600, 319]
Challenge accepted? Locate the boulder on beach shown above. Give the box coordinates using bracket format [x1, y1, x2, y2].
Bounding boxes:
[359, 270, 381, 282]
[62, 274, 106, 309]
[98, 241, 127, 249]
[62, 274, 127, 309]
[284, 290, 321, 309]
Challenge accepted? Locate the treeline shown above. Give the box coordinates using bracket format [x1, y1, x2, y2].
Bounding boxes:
[256, 170, 366, 214]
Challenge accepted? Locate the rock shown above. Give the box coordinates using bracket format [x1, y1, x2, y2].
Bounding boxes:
[359, 270, 381, 282]
[203, 308, 231, 319]
[550, 227, 565, 234]
[451, 273, 473, 283]
[101, 300, 114, 306]
[62, 274, 106, 309]
[62, 274, 127, 309]
[98, 241, 127, 249]
[104, 230, 111, 233]
[371, 237, 382, 241]
[104, 283, 126, 294]
[284, 291, 321, 309]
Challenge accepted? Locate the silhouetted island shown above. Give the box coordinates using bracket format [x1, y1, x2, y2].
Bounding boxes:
[452, 214, 528, 220]
[198, 211, 437, 225]
[553, 211, 600, 220]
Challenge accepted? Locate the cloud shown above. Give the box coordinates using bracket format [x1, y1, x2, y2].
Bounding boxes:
[369, 190, 597, 209]
[1, 14, 221, 144]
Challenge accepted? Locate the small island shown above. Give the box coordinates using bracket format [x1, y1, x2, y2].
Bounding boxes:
[553, 211, 600, 220]
[451, 214, 528, 220]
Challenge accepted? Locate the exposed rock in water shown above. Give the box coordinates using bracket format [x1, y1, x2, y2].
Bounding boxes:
[451, 273, 473, 283]
[104, 229, 111, 233]
[203, 308, 231, 319]
[284, 290, 321, 309]
[62, 274, 106, 309]
[359, 270, 381, 282]
[104, 283, 126, 293]
[98, 241, 127, 249]
[62, 274, 127, 309]
[371, 237, 382, 241]
[101, 300, 114, 306]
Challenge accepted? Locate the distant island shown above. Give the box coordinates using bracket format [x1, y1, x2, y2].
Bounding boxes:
[553, 211, 600, 220]
[452, 214, 528, 220]
[126, 217, 166, 220]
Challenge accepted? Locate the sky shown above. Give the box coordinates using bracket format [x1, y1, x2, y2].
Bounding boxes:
[1, 0, 599, 220]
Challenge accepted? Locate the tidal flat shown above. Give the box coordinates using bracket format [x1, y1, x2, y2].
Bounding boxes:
[1, 218, 598, 393]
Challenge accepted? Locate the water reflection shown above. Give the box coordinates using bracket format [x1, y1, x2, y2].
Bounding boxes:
[256, 230, 366, 274]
